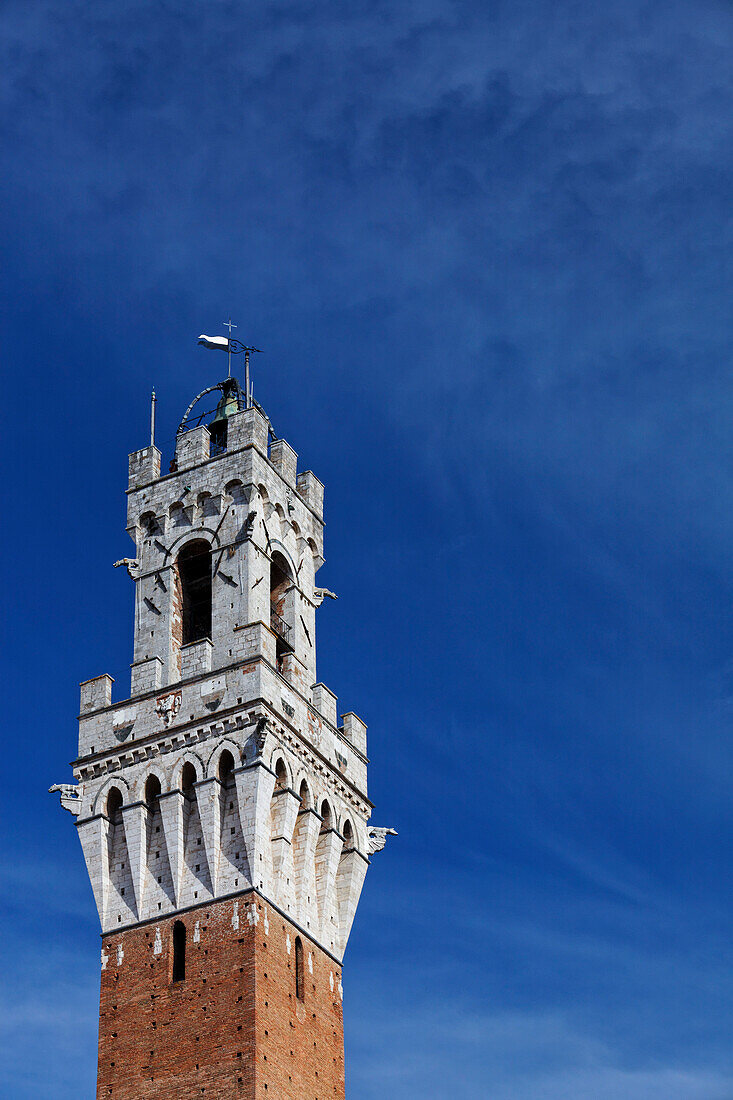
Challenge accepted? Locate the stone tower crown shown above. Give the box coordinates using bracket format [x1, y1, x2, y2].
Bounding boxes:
[54, 377, 393, 962]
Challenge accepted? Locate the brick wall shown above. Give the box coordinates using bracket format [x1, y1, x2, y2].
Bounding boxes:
[97, 894, 344, 1100]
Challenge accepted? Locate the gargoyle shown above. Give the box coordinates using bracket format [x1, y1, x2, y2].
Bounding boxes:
[49, 783, 83, 816]
[313, 587, 338, 606]
[235, 510, 258, 545]
[251, 714, 270, 756]
[367, 827, 397, 854]
[114, 557, 140, 579]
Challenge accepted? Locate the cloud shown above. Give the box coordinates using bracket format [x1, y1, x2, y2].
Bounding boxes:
[347, 1000, 733, 1099]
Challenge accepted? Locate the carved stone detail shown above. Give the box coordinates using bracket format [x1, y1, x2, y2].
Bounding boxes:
[49, 783, 83, 816]
[367, 827, 397, 854]
[113, 557, 140, 579]
[156, 690, 182, 728]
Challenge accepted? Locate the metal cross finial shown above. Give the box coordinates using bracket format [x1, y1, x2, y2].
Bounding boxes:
[223, 317, 237, 377]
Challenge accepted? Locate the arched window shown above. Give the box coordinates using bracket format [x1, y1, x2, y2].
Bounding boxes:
[177, 540, 212, 645]
[106, 786, 123, 824]
[225, 480, 246, 507]
[275, 758, 288, 791]
[342, 819, 353, 849]
[170, 502, 190, 528]
[172, 920, 186, 982]
[181, 762, 197, 798]
[314, 802, 334, 923]
[269, 551, 293, 668]
[295, 936, 304, 1001]
[292, 782, 311, 907]
[144, 774, 161, 811]
[270, 759, 289, 845]
[140, 511, 161, 538]
[218, 749, 235, 784]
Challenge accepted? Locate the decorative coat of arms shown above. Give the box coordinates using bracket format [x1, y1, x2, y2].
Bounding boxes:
[156, 690, 182, 728]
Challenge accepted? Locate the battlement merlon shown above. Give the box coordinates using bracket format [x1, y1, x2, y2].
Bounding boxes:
[126, 405, 324, 520]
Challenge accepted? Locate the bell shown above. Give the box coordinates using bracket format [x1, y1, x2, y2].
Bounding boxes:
[208, 380, 242, 454]
[210, 389, 240, 425]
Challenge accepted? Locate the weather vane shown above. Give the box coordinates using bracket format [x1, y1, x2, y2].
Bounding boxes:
[198, 320, 262, 408]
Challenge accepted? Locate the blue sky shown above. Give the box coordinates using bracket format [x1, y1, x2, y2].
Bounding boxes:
[2, 0, 733, 1096]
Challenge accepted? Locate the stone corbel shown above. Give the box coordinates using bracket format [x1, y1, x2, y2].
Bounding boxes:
[194, 777, 223, 896]
[335, 847, 370, 957]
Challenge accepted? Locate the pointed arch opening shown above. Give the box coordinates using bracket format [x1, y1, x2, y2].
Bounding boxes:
[270, 551, 294, 670]
[270, 757, 289, 846]
[274, 758, 288, 790]
[177, 540, 212, 645]
[218, 749, 235, 785]
[315, 800, 337, 927]
[298, 779, 311, 810]
[292, 780, 312, 913]
[144, 774, 162, 811]
[181, 762, 197, 798]
[105, 785, 130, 923]
[335, 819, 360, 954]
[106, 786, 123, 824]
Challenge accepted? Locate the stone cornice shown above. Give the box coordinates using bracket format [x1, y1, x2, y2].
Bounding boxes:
[73, 699, 371, 818]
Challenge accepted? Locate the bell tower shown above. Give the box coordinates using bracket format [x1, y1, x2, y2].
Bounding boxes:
[52, 369, 394, 1099]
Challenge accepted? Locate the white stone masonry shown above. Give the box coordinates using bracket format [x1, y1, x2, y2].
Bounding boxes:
[53, 391, 395, 963]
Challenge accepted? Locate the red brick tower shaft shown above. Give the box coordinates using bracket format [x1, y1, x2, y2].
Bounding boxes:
[97, 898, 344, 1099]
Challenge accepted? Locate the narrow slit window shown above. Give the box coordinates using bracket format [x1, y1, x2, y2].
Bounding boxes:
[295, 936, 304, 1002]
[172, 921, 186, 982]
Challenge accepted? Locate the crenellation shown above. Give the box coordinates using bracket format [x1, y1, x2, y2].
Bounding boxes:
[180, 637, 213, 678]
[174, 423, 210, 469]
[227, 404, 269, 453]
[341, 711, 367, 757]
[269, 437, 298, 485]
[128, 444, 161, 490]
[80, 673, 114, 713]
[312, 682, 338, 727]
[296, 469, 324, 518]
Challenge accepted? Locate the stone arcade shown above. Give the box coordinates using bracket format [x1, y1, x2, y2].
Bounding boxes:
[52, 371, 394, 1099]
